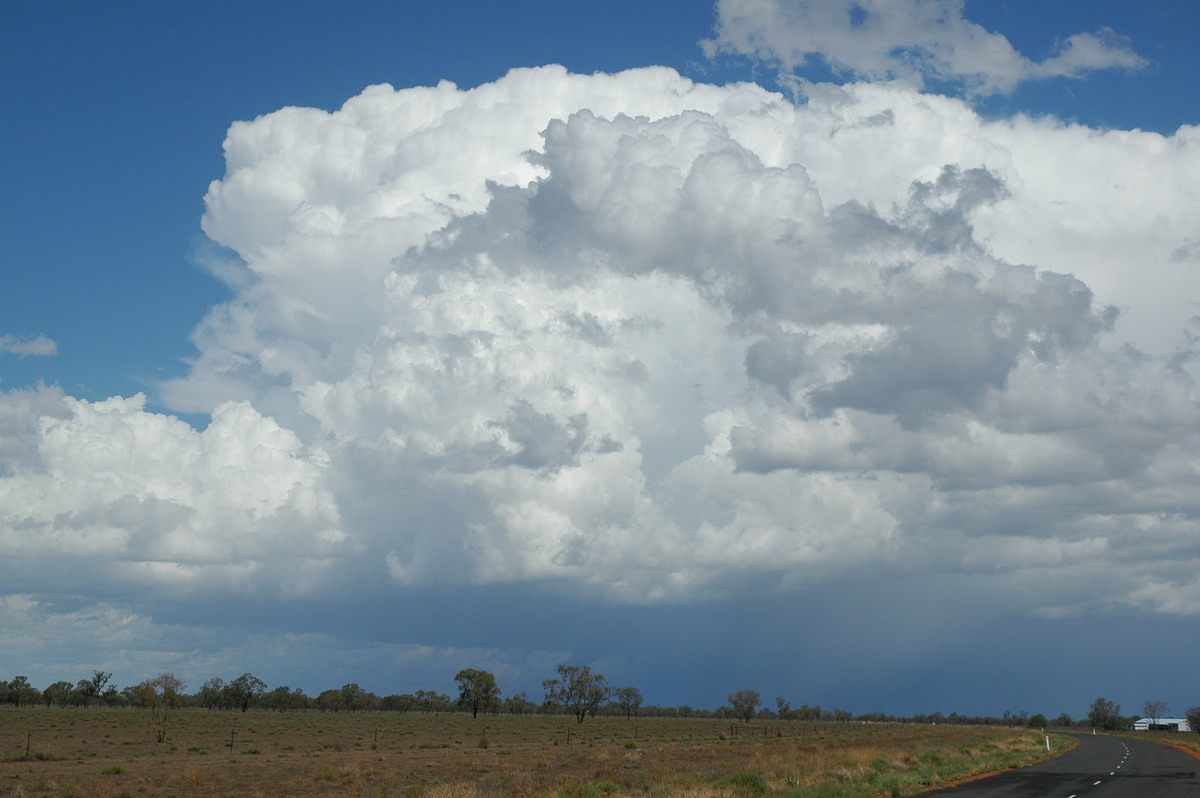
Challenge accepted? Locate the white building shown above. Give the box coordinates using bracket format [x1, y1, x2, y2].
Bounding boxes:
[1134, 717, 1192, 732]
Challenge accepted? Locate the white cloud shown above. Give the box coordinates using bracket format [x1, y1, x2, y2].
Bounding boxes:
[2, 66, 1199, 636]
[0, 390, 348, 597]
[0, 333, 57, 357]
[703, 0, 1148, 95]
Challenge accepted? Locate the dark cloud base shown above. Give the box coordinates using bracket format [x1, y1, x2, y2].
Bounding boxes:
[132, 578, 1194, 719]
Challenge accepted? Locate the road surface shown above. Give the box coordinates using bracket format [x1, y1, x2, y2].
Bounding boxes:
[930, 732, 1200, 797]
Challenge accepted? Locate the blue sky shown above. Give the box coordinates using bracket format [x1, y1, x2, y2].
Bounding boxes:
[2, 1, 1198, 720]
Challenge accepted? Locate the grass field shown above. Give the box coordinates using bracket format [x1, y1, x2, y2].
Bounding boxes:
[1, 708, 1074, 798]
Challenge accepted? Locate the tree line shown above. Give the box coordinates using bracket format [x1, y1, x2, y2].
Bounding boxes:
[0, 666, 630, 720]
[3, 671, 1197, 736]
[1086, 696, 1199, 733]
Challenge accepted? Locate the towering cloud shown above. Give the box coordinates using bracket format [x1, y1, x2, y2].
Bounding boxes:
[2, 64, 1197, 664]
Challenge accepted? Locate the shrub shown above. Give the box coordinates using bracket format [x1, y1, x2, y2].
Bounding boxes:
[185, 765, 206, 786]
[10, 749, 67, 763]
[559, 781, 622, 798]
[101, 764, 126, 775]
[714, 771, 770, 796]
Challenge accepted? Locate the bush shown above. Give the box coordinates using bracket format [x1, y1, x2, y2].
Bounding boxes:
[559, 781, 622, 798]
[714, 771, 770, 796]
[185, 765, 206, 786]
[9, 746, 68, 764]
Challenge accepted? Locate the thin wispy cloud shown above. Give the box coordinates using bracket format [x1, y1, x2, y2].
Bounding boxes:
[704, 0, 1148, 95]
[0, 333, 57, 357]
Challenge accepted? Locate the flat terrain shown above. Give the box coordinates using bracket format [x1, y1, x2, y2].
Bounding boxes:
[1, 708, 1074, 797]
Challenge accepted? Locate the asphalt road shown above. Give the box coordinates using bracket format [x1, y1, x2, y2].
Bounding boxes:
[930, 732, 1200, 797]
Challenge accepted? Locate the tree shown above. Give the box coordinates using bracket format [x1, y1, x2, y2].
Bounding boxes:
[1088, 697, 1121, 731]
[775, 697, 793, 721]
[1143, 700, 1169, 727]
[6, 676, 25, 706]
[613, 686, 644, 719]
[199, 676, 226, 705]
[727, 689, 761, 724]
[503, 692, 535, 715]
[315, 689, 345, 712]
[5, 676, 40, 707]
[1028, 714, 1048, 729]
[455, 669, 501, 718]
[379, 693, 418, 712]
[138, 673, 186, 743]
[543, 664, 611, 723]
[121, 684, 145, 706]
[414, 689, 452, 713]
[263, 685, 310, 712]
[76, 670, 112, 707]
[225, 673, 267, 712]
[42, 681, 74, 708]
[339, 682, 375, 712]
[1185, 706, 1200, 737]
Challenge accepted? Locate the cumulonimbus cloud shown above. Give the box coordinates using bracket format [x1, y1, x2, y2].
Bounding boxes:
[1, 66, 1197, 620]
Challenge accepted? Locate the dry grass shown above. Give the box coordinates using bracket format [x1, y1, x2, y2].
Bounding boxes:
[0, 708, 1072, 797]
[1112, 730, 1200, 760]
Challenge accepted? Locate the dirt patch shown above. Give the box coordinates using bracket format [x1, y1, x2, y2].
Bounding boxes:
[1162, 741, 1200, 762]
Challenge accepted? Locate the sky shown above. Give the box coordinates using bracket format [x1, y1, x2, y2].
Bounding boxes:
[1, 0, 1198, 721]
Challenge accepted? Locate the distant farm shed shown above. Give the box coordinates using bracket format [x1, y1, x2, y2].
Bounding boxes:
[1134, 717, 1192, 732]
